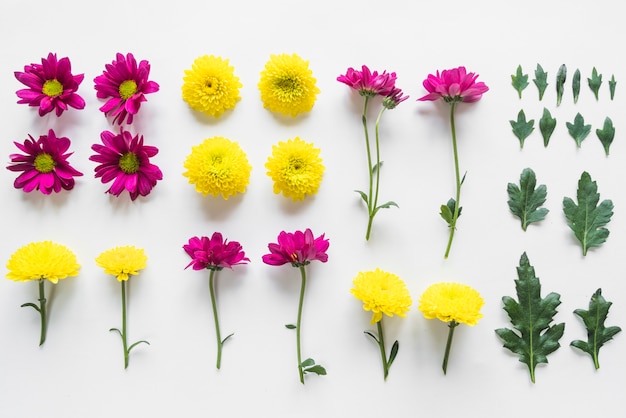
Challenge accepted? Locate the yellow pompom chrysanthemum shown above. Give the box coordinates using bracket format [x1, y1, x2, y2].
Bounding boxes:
[351, 268, 412, 324]
[182, 55, 242, 117]
[258, 53, 320, 117]
[418, 282, 484, 326]
[6, 241, 80, 284]
[183, 136, 252, 199]
[265, 137, 324, 201]
[95, 246, 147, 282]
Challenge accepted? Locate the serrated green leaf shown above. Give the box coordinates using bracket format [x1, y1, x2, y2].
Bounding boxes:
[539, 108, 557, 147]
[571, 288, 621, 370]
[562, 171, 614, 256]
[596, 117, 615, 156]
[609, 74, 616, 100]
[556, 64, 567, 106]
[572, 68, 581, 103]
[566, 113, 592, 147]
[495, 252, 565, 383]
[507, 168, 549, 231]
[303, 365, 327, 376]
[588, 67, 602, 100]
[354, 190, 368, 205]
[511, 65, 529, 98]
[510, 109, 535, 148]
[440, 198, 461, 226]
[533, 64, 548, 100]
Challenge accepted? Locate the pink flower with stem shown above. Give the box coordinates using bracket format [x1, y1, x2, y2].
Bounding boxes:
[94, 52, 160, 125]
[14, 52, 85, 117]
[338, 66, 407, 240]
[417, 66, 489, 258]
[89, 128, 163, 200]
[262, 228, 329, 384]
[184, 233, 249, 369]
[7, 129, 83, 194]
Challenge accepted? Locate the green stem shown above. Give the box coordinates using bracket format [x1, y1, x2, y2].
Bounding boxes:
[366, 106, 387, 240]
[209, 269, 224, 370]
[361, 96, 375, 241]
[37, 279, 47, 346]
[120, 280, 129, 369]
[444, 102, 461, 259]
[377, 320, 389, 380]
[296, 266, 307, 384]
[442, 320, 459, 374]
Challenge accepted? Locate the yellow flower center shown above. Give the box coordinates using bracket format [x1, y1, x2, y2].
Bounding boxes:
[274, 75, 303, 101]
[42, 79, 63, 97]
[34, 153, 56, 173]
[204, 77, 219, 95]
[119, 152, 139, 174]
[119, 80, 138, 100]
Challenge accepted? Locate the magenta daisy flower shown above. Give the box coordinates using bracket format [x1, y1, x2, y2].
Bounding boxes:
[262, 228, 329, 267]
[417, 66, 489, 103]
[90, 129, 163, 200]
[14, 52, 85, 117]
[337, 65, 397, 97]
[94, 52, 160, 125]
[183, 233, 250, 271]
[6, 129, 83, 194]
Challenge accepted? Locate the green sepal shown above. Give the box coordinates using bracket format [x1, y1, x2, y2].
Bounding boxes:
[388, 340, 399, 367]
[572, 68, 581, 103]
[354, 190, 368, 205]
[539, 108, 557, 147]
[507, 167, 549, 231]
[533, 64, 548, 100]
[511, 65, 529, 98]
[562, 171, 614, 256]
[20, 302, 41, 313]
[588, 67, 602, 100]
[596, 117, 615, 156]
[285, 324, 297, 329]
[510, 109, 535, 148]
[609, 74, 616, 100]
[556, 64, 567, 106]
[566, 113, 591, 147]
[571, 288, 621, 370]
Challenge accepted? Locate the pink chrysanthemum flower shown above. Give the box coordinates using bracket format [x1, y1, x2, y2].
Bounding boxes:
[7, 129, 83, 194]
[90, 129, 163, 200]
[94, 52, 160, 125]
[262, 228, 329, 267]
[183, 233, 250, 271]
[337, 65, 397, 97]
[14, 52, 85, 117]
[417, 66, 489, 103]
[383, 87, 410, 110]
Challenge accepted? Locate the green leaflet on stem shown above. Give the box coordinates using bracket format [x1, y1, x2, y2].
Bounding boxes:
[20, 278, 48, 346]
[364, 318, 398, 380]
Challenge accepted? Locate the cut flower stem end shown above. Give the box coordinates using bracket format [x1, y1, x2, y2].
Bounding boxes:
[20, 279, 48, 346]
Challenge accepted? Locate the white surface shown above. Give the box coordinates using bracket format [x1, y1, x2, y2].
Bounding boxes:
[0, 0, 624, 416]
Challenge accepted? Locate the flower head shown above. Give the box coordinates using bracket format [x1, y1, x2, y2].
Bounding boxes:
[382, 87, 409, 110]
[90, 128, 163, 200]
[265, 137, 324, 201]
[14, 52, 85, 116]
[351, 268, 412, 324]
[258, 53, 320, 117]
[95, 246, 147, 282]
[7, 129, 83, 194]
[337, 65, 397, 97]
[182, 55, 242, 117]
[183, 233, 250, 271]
[94, 52, 160, 125]
[417, 66, 489, 104]
[262, 228, 329, 267]
[182, 136, 251, 199]
[6, 241, 80, 284]
[418, 282, 484, 326]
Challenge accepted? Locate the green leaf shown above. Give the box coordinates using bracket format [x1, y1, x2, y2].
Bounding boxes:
[20, 302, 41, 312]
[354, 190, 368, 205]
[221, 333, 234, 344]
[511, 65, 529, 98]
[128, 340, 150, 353]
[285, 324, 297, 329]
[495, 252, 565, 383]
[533, 64, 548, 100]
[440, 198, 461, 226]
[596, 117, 615, 156]
[609, 74, 616, 100]
[364, 330, 379, 343]
[388, 340, 399, 367]
[539, 108, 557, 147]
[562, 171, 614, 256]
[566, 113, 592, 147]
[510, 109, 535, 148]
[372, 161, 383, 175]
[507, 168, 549, 231]
[588, 67, 602, 100]
[571, 288, 621, 370]
[556, 64, 567, 106]
[572, 68, 581, 103]
[299, 358, 315, 368]
[303, 365, 327, 376]
[375, 201, 399, 211]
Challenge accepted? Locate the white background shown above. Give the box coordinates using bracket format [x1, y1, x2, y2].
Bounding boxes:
[1, 0, 624, 416]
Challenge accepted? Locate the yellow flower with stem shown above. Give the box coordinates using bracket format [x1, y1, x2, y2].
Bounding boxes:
[350, 268, 412, 380]
[182, 55, 242, 117]
[95, 245, 149, 369]
[265, 137, 324, 201]
[258, 53, 320, 117]
[183, 136, 252, 199]
[6, 241, 80, 345]
[418, 282, 484, 374]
